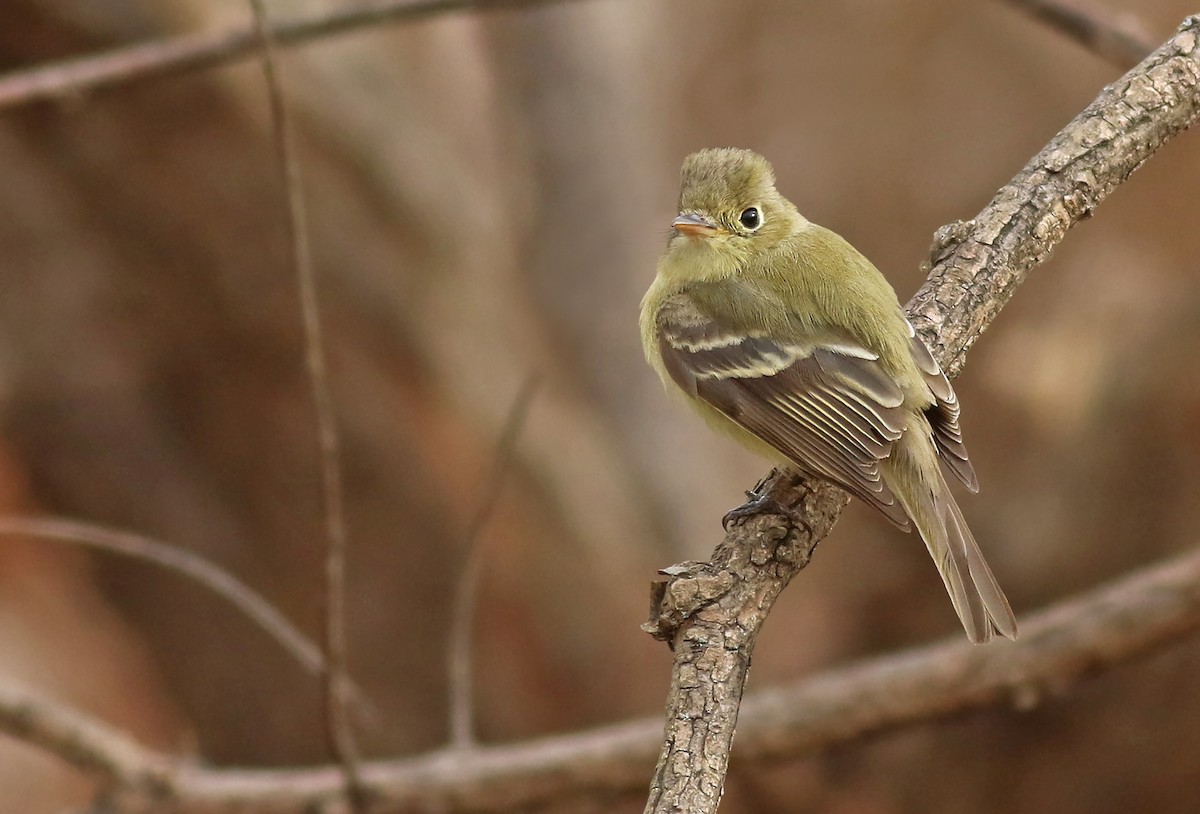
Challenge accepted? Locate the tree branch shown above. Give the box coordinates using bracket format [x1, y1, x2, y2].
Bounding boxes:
[247, 0, 363, 803]
[1001, 0, 1156, 69]
[643, 16, 1200, 814]
[0, 518, 331, 685]
[0, 681, 173, 792]
[907, 15, 1200, 376]
[2, 12, 1198, 814]
[0, 0, 588, 112]
[449, 375, 540, 749]
[4, 534, 1200, 811]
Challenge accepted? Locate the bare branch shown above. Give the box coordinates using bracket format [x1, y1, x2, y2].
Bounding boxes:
[0, 0, 587, 112]
[1001, 0, 1157, 69]
[643, 16, 1200, 814]
[641, 476, 844, 813]
[0, 681, 173, 791]
[5, 535, 1200, 811]
[246, 0, 361, 801]
[0, 517, 327, 681]
[907, 15, 1200, 374]
[735, 544, 1200, 763]
[449, 375, 540, 749]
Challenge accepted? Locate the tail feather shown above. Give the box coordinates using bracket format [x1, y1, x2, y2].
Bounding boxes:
[929, 492, 988, 642]
[891, 453, 1017, 643]
[940, 489, 1017, 640]
[932, 483, 1017, 642]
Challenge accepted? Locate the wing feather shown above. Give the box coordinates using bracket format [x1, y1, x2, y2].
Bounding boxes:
[657, 294, 912, 530]
[905, 321, 979, 492]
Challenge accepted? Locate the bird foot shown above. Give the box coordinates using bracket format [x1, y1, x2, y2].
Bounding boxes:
[721, 489, 801, 531]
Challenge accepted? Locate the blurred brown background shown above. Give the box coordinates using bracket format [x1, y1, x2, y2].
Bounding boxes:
[1, 0, 1199, 811]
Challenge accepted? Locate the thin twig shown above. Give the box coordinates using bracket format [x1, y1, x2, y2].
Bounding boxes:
[0, 680, 173, 790]
[448, 374, 540, 749]
[1001, 0, 1156, 68]
[0, 0, 589, 112]
[0, 517, 326, 681]
[246, 0, 362, 802]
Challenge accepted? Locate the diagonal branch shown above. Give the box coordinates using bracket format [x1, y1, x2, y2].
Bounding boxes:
[642, 16, 1200, 814]
[0, 517, 329, 682]
[906, 15, 1199, 376]
[0, 0, 589, 112]
[1000, 0, 1156, 69]
[0, 681, 174, 791]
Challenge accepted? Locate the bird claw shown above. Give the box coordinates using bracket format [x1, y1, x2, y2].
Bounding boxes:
[721, 489, 800, 531]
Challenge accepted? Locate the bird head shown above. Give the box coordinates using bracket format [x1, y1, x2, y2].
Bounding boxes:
[670, 148, 802, 247]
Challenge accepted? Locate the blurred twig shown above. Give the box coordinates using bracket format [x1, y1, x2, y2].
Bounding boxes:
[0, 680, 172, 791]
[0, 0, 589, 112]
[0, 518, 328, 682]
[448, 375, 540, 749]
[643, 16, 1200, 814]
[246, 0, 361, 803]
[1001, 0, 1156, 68]
[6, 534, 1200, 809]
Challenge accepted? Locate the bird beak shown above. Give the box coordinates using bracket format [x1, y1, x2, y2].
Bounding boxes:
[672, 212, 722, 237]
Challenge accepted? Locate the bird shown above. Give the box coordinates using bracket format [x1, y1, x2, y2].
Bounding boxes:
[640, 147, 1016, 643]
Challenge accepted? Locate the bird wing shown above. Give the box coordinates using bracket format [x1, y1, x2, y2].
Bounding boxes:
[905, 321, 979, 492]
[656, 293, 912, 530]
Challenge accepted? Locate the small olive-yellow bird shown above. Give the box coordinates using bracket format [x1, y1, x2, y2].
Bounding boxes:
[641, 147, 1015, 643]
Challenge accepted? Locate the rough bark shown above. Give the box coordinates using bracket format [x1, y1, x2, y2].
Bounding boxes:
[642, 16, 1200, 814]
[0, 10, 1197, 814]
[641, 477, 847, 813]
[6, 539, 1200, 812]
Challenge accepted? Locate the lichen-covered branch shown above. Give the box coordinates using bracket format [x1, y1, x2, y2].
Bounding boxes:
[643, 16, 1200, 814]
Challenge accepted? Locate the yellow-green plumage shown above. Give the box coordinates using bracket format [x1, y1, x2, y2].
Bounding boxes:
[641, 148, 1015, 643]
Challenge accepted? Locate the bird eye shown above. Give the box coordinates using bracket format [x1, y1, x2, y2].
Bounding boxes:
[738, 207, 761, 230]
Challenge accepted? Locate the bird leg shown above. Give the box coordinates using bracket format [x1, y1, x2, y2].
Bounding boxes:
[721, 468, 803, 530]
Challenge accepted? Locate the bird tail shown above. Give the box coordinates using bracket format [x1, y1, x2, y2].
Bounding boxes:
[889, 444, 1017, 643]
